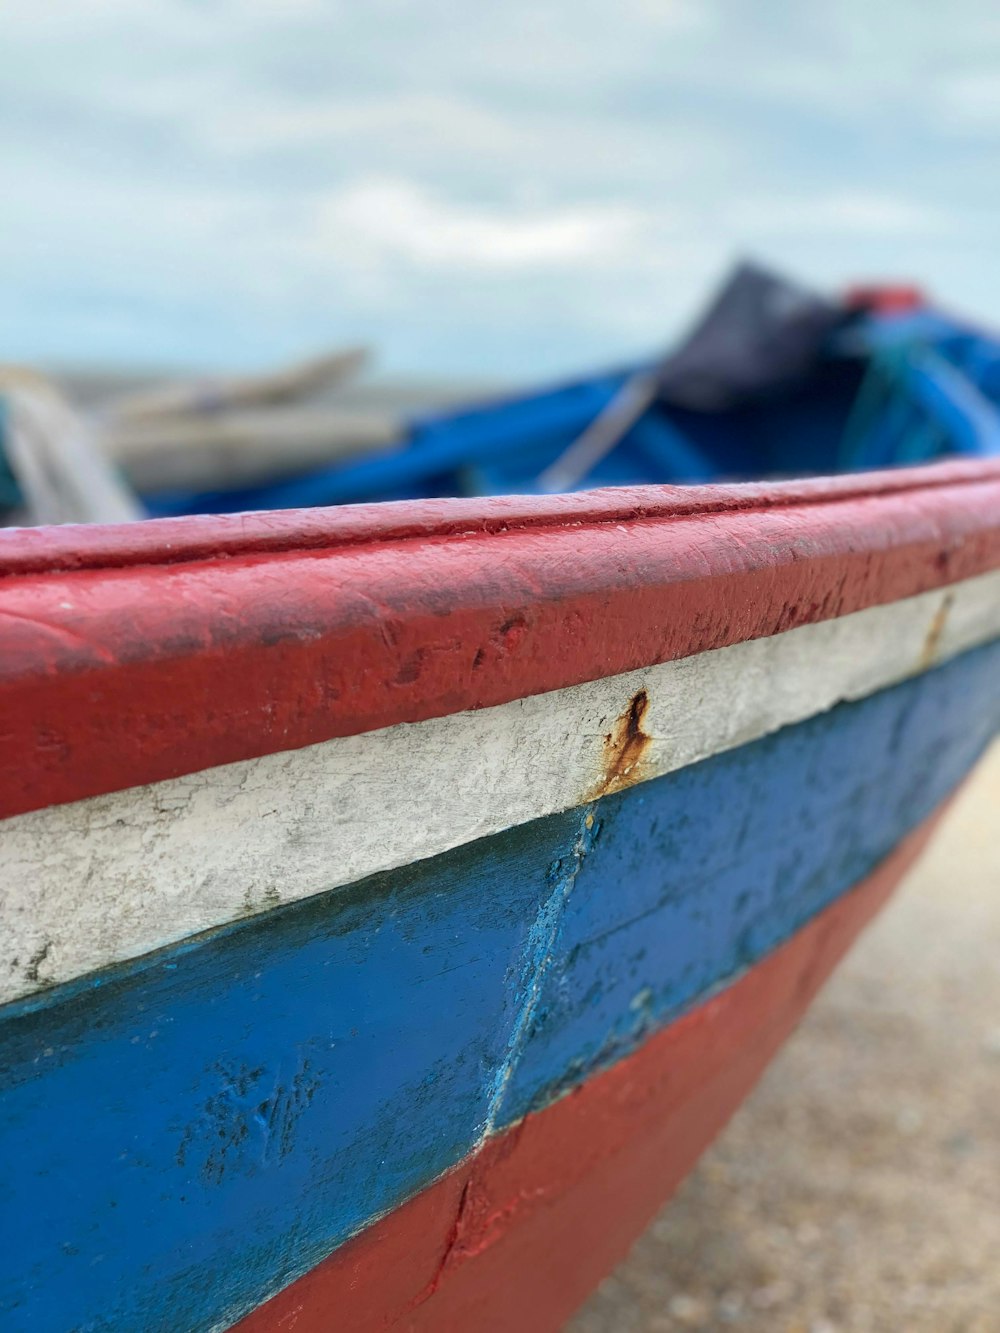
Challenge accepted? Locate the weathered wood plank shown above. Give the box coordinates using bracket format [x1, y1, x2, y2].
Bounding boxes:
[236, 810, 937, 1333]
[3, 569, 1000, 1003]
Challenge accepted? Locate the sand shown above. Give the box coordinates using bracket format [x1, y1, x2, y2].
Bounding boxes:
[569, 741, 1000, 1333]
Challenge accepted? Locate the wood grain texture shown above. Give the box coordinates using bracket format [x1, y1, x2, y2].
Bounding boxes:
[234, 805, 940, 1333]
[1, 648, 996, 1333]
[4, 569, 1000, 1003]
[3, 461, 1000, 819]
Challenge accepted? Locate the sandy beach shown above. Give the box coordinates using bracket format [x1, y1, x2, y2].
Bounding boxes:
[570, 741, 1000, 1333]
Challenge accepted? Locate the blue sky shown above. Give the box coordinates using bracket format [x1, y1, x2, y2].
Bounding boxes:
[3, 1, 999, 377]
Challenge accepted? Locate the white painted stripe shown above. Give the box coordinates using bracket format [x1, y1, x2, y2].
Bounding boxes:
[3, 569, 1000, 1005]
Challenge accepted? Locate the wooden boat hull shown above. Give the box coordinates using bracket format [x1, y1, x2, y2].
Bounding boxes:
[235, 811, 941, 1333]
[2, 461, 1000, 1331]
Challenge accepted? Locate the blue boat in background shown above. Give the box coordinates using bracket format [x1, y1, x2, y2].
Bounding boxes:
[137, 264, 1000, 519]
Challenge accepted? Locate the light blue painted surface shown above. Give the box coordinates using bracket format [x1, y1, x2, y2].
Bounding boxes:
[1, 642, 999, 1332]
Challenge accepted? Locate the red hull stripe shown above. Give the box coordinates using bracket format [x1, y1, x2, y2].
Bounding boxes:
[233, 806, 940, 1333]
[1, 458, 997, 577]
[3, 462, 1000, 818]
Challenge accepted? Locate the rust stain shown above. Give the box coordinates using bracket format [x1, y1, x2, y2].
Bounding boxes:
[919, 592, 954, 671]
[588, 689, 653, 800]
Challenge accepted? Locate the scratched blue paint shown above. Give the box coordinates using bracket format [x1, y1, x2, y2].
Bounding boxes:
[1, 831, 567, 1332]
[500, 638, 1000, 1116]
[1, 641, 998, 1332]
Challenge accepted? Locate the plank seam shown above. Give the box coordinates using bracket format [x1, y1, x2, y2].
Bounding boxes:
[481, 805, 597, 1138]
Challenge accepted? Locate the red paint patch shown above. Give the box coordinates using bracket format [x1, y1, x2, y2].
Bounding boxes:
[233, 807, 942, 1333]
[0, 458, 991, 579]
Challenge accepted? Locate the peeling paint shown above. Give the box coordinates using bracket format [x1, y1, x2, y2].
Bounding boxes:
[481, 805, 597, 1138]
[590, 690, 653, 799]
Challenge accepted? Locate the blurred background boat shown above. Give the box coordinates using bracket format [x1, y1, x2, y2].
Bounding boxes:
[2, 263, 998, 527]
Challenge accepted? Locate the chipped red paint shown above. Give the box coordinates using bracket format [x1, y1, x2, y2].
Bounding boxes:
[233, 807, 940, 1333]
[3, 460, 1000, 819]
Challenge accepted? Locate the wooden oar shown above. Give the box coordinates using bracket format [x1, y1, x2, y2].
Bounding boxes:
[107, 406, 404, 493]
[102, 346, 369, 425]
[0, 369, 143, 525]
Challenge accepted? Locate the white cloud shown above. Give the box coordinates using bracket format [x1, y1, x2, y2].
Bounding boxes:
[2, 0, 1000, 375]
[311, 177, 652, 271]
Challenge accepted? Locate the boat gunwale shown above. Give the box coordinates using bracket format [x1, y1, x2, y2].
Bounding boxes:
[2, 456, 1000, 579]
[4, 455, 1000, 821]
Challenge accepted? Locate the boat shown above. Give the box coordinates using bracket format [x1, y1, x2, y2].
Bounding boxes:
[1, 267, 1000, 1332]
[134, 267, 1000, 514]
